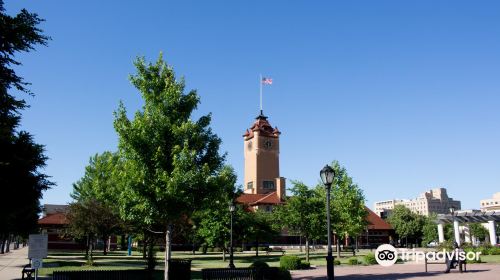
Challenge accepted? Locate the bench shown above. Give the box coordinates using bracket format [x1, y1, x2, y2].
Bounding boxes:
[265, 247, 285, 255]
[22, 264, 35, 279]
[424, 257, 466, 273]
[202, 268, 255, 280]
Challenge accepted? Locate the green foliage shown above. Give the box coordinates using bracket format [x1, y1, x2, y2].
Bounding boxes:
[469, 223, 489, 243]
[0, 1, 52, 242]
[114, 53, 227, 225]
[262, 267, 292, 280]
[280, 255, 302, 270]
[113, 54, 230, 275]
[421, 214, 438, 246]
[314, 161, 367, 239]
[273, 181, 324, 262]
[387, 205, 424, 245]
[347, 257, 360, 265]
[437, 240, 454, 251]
[249, 260, 269, 269]
[334, 259, 341, 265]
[66, 199, 122, 258]
[364, 252, 377, 265]
[300, 261, 311, 269]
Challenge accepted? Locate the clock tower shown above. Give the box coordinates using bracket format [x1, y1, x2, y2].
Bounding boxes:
[243, 113, 286, 200]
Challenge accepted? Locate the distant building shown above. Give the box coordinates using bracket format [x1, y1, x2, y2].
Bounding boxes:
[374, 188, 461, 217]
[480, 192, 500, 211]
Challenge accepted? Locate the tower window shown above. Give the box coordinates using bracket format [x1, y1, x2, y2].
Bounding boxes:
[247, 181, 253, 190]
[263, 181, 275, 189]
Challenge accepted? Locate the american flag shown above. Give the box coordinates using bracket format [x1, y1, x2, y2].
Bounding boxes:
[261, 77, 273, 85]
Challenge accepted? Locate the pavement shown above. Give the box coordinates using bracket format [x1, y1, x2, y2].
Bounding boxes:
[292, 263, 500, 280]
[0, 246, 30, 280]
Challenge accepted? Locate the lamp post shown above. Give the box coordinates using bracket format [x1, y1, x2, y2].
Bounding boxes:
[228, 202, 236, 268]
[320, 165, 335, 280]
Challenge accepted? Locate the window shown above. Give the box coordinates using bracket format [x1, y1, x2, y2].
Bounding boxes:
[247, 181, 253, 190]
[263, 180, 275, 189]
[265, 205, 273, 212]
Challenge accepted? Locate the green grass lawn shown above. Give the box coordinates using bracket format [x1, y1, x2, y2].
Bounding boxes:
[38, 249, 500, 279]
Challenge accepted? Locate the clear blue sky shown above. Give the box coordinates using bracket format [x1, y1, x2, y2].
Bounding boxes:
[6, 0, 500, 210]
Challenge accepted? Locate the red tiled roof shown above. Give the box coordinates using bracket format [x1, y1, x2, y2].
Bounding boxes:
[237, 192, 282, 206]
[38, 213, 68, 225]
[243, 115, 280, 139]
[365, 207, 392, 230]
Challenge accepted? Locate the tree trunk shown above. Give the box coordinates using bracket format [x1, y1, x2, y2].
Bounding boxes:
[85, 235, 90, 259]
[255, 237, 259, 257]
[0, 238, 5, 254]
[336, 236, 341, 258]
[121, 234, 126, 250]
[143, 238, 147, 259]
[305, 238, 310, 262]
[164, 224, 173, 280]
[222, 248, 226, 261]
[103, 236, 108, 255]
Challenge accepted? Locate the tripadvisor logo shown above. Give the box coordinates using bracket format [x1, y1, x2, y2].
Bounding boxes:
[375, 244, 398, 267]
[375, 244, 482, 267]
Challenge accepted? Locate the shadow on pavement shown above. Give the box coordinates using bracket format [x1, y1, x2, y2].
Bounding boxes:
[293, 269, 491, 280]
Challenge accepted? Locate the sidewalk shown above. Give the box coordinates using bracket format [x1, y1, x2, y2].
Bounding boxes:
[292, 263, 500, 280]
[0, 246, 30, 280]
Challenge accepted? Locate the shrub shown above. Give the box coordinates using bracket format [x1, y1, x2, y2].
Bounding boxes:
[347, 257, 359, 265]
[250, 260, 269, 270]
[262, 267, 292, 280]
[300, 261, 310, 269]
[488, 246, 500, 255]
[364, 253, 377, 265]
[280, 255, 302, 270]
[396, 258, 404, 264]
[234, 247, 243, 252]
[206, 247, 214, 252]
[334, 259, 341, 266]
[212, 247, 222, 252]
[251, 247, 257, 251]
[259, 246, 269, 251]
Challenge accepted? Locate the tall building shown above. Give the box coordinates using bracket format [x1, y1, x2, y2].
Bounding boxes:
[237, 113, 286, 212]
[374, 188, 461, 217]
[480, 192, 500, 211]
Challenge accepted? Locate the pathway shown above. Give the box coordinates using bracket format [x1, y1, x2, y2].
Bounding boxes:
[292, 263, 500, 280]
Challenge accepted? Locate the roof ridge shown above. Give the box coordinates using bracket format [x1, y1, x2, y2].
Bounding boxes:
[254, 191, 276, 204]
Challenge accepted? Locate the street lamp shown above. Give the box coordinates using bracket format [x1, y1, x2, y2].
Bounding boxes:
[228, 202, 236, 268]
[320, 164, 335, 280]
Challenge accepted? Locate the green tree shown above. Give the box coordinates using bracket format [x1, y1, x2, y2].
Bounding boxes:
[113, 54, 227, 279]
[421, 214, 438, 247]
[244, 209, 278, 257]
[191, 166, 238, 261]
[469, 223, 488, 244]
[0, 0, 52, 254]
[66, 199, 122, 261]
[387, 205, 423, 247]
[315, 161, 367, 258]
[273, 181, 323, 262]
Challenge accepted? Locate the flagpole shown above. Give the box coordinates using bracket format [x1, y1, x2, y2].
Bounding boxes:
[259, 74, 263, 115]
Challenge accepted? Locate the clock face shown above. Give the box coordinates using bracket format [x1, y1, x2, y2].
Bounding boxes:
[264, 140, 273, 150]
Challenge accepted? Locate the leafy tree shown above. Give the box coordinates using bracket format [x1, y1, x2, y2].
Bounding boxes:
[113, 54, 228, 279]
[191, 166, 238, 261]
[421, 214, 438, 246]
[0, 0, 52, 253]
[469, 223, 488, 244]
[66, 199, 122, 260]
[387, 205, 423, 247]
[71, 151, 123, 204]
[243, 209, 278, 257]
[273, 181, 323, 262]
[314, 161, 367, 258]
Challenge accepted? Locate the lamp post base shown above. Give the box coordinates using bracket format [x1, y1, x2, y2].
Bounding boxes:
[326, 255, 334, 280]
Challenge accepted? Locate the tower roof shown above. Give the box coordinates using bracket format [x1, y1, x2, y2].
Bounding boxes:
[243, 113, 280, 139]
